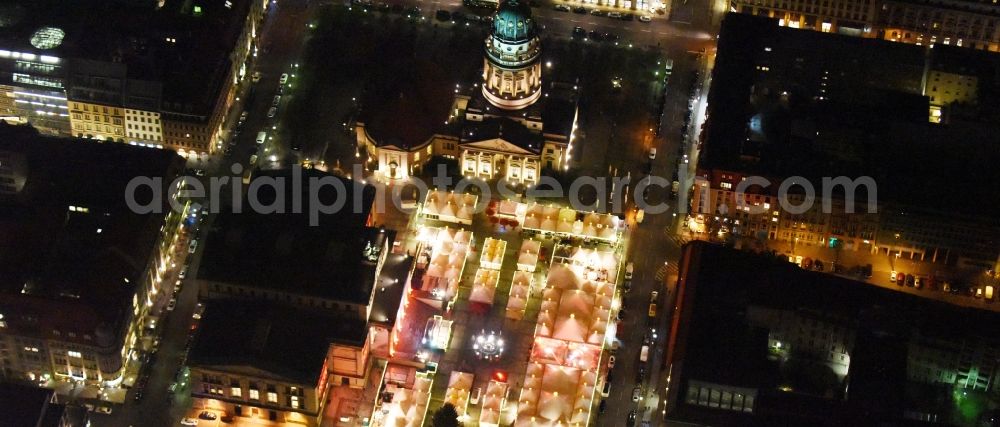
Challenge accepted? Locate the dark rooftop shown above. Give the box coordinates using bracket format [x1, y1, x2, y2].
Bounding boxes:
[702, 13, 1000, 217]
[189, 300, 368, 385]
[461, 117, 544, 154]
[197, 169, 392, 304]
[362, 59, 454, 150]
[0, 383, 55, 427]
[669, 241, 1000, 425]
[0, 123, 183, 346]
[0, 0, 253, 116]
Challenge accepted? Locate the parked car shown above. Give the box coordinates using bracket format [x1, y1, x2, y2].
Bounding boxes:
[608, 11, 622, 18]
[167, 298, 177, 311]
[572, 6, 588, 13]
[650, 290, 659, 302]
[620, 12, 634, 20]
[590, 8, 606, 16]
[639, 15, 652, 22]
[199, 411, 218, 420]
[896, 273, 906, 286]
[553, 4, 571, 11]
[649, 147, 657, 159]
[572, 26, 586, 39]
[905, 274, 915, 287]
[627, 410, 637, 427]
[267, 106, 277, 118]
[607, 355, 616, 368]
[179, 265, 188, 279]
[181, 419, 199, 426]
[632, 385, 643, 401]
[279, 73, 288, 84]
[188, 240, 198, 254]
[890, 270, 898, 282]
[625, 262, 634, 280]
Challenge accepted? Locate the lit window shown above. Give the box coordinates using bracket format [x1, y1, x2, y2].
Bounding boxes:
[231, 387, 242, 397]
[249, 389, 260, 400]
[720, 182, 732, 189]
[291, 395, 300, 409]
[267, 392, 278, 403]
[68, 351, 82, 358]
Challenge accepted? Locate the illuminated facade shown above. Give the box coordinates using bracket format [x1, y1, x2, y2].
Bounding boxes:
[731, 0, 1000, 51]
[358, 0, 577, 184]
[0, 127, 185, 393]
[482, 0, 542, 111]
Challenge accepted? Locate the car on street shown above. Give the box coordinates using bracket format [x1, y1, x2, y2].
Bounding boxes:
[267, 106, 277, 118]
[553, 4, 571, 11]
[890, 270, 898, 282]
[607, 354, 616, 368]
[616, 308, 626, 321]
[167, 298, 177, 311]
[240, 111, 248, 121]
[639, 14, 652, 22]
[590, 9, 606, 16]
[279, 73, 288, 85]
[200, 411, 218, 420]
[896, 273, 906, 286]
[181, 418, 199, 426]
[621, 12, 634, 20]
[625, 262, 634, 280]
[601, 375, 612, 397]
[188, 240, 198, 254]
[626, 410, 636, 426]
[572, 6, 588, 13]
[572, 26, 586, 39]
[95, 406, 112, 415]
[648, 303, 657, 318]
[608, 11, 622, 18]
[599, 399, 606, 413]
[905, 274, 915, 287]
[272, 95, 282, 106]
[179, 265, 188, 279]
[632, 385, 642, 401]
[650, 290, 658, 302]
[174, 279, 182, 293]
[649, 147, 657, 159]
[251, 71, 261, 83]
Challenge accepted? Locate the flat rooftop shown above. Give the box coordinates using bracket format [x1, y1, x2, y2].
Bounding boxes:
[703, 13, 1000, 217]
[0, 123, 183, 345]
[0, 0, 253, 114]
[189, 299, 368, 385]
[197, 169, 390, 305]
[669, 241, 1000, 425]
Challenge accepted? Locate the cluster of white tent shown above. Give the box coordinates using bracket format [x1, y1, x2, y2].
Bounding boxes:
[520, 204, 621, 242]
[374, 369, 433, 427]
[505, 270, 533, 320]
[479, 379, 509, 427]
[514, 248, 619, 426]
[470, 268, 501, 305]
[517, 239, 541, 272]
[480, 237, 506, 270]
[422, 190, 478, 225]
[416, 226, 472, 302]
[444, 371, 474, 420]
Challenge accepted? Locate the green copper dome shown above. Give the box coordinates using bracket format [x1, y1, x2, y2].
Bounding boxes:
[492, 0, 535, 42]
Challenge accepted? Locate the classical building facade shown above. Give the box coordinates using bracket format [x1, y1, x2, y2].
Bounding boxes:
[357, 0, 578, 185]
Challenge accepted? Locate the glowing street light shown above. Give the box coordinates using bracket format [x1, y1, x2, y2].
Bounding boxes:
[472, 330, 505, 361]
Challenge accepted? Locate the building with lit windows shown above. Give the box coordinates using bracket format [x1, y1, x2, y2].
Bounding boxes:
[730, 0, 1000, 51]
[0, 0, 267, 157]
[357, 0, 578, 184]
[666, 242, 1000, 425]
[189, 301, 369, 426]
[694, 14, 1000, 268]
[0, 124, 184, 393]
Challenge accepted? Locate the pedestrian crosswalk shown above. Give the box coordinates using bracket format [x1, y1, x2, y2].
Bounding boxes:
[663, 229, 689, 247]
[654, 262, 679, 281]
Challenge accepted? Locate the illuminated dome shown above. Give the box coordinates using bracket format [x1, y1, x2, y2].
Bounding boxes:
[492, 0, 535, 42]
[30, 27, 64, 50]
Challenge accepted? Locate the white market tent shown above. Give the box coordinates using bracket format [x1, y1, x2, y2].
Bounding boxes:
[519, 203, 622, 242]
[444, 372, 474, 418]
[422, 190, 478, 225]
[479, 379, 509, 427]
[374, 369, 434, 427]
[480, 237, 507, 270]
[415, 226, 472, 302]
[470, 268, 500, 305]
[514, 247, 620, 427]
[517, 239, 541, 272]
[505, 270, 533, 320]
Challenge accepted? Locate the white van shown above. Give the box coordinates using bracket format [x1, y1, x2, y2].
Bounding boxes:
[256, 131, 267, 144]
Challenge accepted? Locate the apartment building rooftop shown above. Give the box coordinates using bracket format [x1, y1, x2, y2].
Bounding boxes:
[0, 122, 183, 346]
[668, 241, 1000, 425]
[196, 169, 390, 305]
[189, 300, 368, 385]
[703, 13, 1000, 217]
